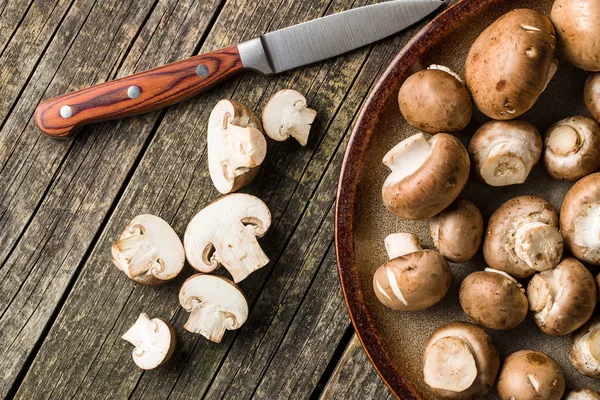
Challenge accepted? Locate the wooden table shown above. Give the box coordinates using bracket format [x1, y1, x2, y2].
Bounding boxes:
[0, 0, 442, 398]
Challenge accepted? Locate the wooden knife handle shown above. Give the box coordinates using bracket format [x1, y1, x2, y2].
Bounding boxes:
[35, 44, 243, 138]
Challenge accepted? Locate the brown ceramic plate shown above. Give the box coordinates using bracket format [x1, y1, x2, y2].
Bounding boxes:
[335, 0, 600, 398]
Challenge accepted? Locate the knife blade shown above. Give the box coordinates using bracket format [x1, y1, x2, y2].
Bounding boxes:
[35, 0, 444, 139]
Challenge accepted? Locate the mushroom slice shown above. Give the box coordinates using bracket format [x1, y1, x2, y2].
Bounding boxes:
[179, 274, 248, 343]
[112, 214, 185, 285]
[469, 120, 542, 186]
[184, 194, 270, 283]
[373, 233, 451, 311]
[208, 99, 267, 194]
[484, 195, 563, 279]
[382, 133, 470, 220]
[122, 313, 176, 370]
[566, 389, 600, 400]
[261, 89, 316, 146]
[585, 73, 600, 123]
[544, 116, 600, 180]
[570, 317, 600, 377]
[528, 258, 596, 335]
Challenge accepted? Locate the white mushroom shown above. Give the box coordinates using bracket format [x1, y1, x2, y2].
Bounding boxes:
[261, 89, 316, 146]
[112, 214, 185, 285]
[122, 313, 176, 370]
[179, 274, 248, 343]
[208, 99, 267, 194]
[184, 193, 271, 283]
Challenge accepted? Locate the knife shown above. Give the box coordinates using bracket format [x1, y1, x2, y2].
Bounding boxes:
[35, 0, 444, 138]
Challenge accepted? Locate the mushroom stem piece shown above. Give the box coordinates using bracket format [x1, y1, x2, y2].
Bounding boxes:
[570, 317, 600, 377]
[566, 389, 600, 400]
[261, 89, 316, 146]
[384, 232, 422, 259]
[585, 73, 600, 123]
[122, 313, 176, 370]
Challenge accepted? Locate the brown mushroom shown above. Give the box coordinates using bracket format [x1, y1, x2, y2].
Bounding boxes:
[570, 317, 600, 378]
[566, 389, 600, 400]
[585, 73, 600, 124]
[382, 133, 470, 220]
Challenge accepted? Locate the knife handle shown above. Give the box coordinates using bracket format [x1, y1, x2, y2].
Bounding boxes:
[35, 44, 243, 138]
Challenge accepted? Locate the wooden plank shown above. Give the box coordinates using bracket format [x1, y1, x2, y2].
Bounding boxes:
[0, 0, 35, 54]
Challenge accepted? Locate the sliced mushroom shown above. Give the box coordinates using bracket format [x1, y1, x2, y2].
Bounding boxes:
[497, 350, 565, 400]
[373, 233, 451, 311]
[261, 89, 316, 146]
[465, 9, 557, 119]
[528, 257, 596, 336]
[484, 195, 563, 279]
[585, 73, 600, 123]
[561, 173, 600, 265]
[382, 133, 470, 220]
[179, 274, 248, 343]
[398, 65, 472, 134]
[566, 389, 600, 400]
[122, 313, 176, 370]
[112, 214, 185, 285]
[430, 199, 483, 263]
[570, 317, 600, 378]
[208, 99, 267, 194]
[423, 322, 500, 399]
[184, 194, 270, 283]
[551, 0, 600, 71]
[468, 120, 542, 186]
[459, 269, 528, 330]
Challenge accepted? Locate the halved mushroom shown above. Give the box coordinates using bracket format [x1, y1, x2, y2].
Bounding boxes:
[122, 313, 176, 370]
[382, 133, 470, 220]
[566, 389, 600, 400]
[570, 317, 600, 378]
[543, 116, 600, 180]
[586, 73, 600, 124]
[528, 257, 596, 336]
[551, 0, 600, 71]
[430, 199, 483, 263]
[423, 322, 500, 399]
[208, 99, 267, 194]
[561, 173, 600, 265]
[484, 195, 563, 279]
[112, 214, 185, 285]
[468, 120, 542, 186]
[398, 65, 472, 134]
[179, 274, 248, 343]
[497, 350, 565, 400]
[465, 9, 557, 119]
[184, 193, 271, 283]
[373, 233, 451, 311]
[261, 89, 317, 146]
[459, 269, 528, 330]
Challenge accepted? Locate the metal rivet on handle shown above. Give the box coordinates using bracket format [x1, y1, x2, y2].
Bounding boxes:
[196, 64, 209, 78]
[60, 105, 72, 119]
[127, 85, 141, 99]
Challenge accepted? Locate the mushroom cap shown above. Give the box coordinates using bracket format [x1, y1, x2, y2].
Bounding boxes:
[560, 173, 600, 265]
[585, 73, 600, 123]
[459, 270, 528, 330]
[184, 193, 271, 283]
[484, 195, 562, 278]
[373, 250, 451, 311]
[121, 313, 176, 370]
[465, 9, 556, 119]
[207, 99, 267, 194]
[551, 0, 600, 71]
[566, 389, 600, 400]
[423, 321, 500, 400]
[430, 199, 483, 263]
[527, 257, 596, 336]
[111, 214, 185, 286]
[261, 89, 317, 146]
[543, 116, 600, 180]
[398, 66, 472, 134]
[382, 133, 470, 220]
[497, 350, 565, 400]
[468, 120, 542, 186]
[570, 316, 600, 377]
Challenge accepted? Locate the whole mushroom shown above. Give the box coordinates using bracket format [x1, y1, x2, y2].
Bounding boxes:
[544, 116, 600, 180]
[382, 133, 470, 220]
[373, 233, 451, 311]
[570, 317, 600, 378]
[468, 120, 542, 186]
[528, 257, 597, 336]
[497, 350, 565, 400]
[122, 313, 176, 370]
[465, 9, 557, 120]
[398, 65, 472, 134]
[429, 199, 483, 263]
[566, 389, 600, 400]
[459, 269, 528, 330]
[484, 195, 563, 279]
[423, 322, 500, 399]
[261, 89, 317, 146]
[585, 73, 600, 123]
[551, 0, 600, 71]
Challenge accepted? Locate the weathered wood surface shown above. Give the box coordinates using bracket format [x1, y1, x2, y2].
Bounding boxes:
[0, 0, 440, 398]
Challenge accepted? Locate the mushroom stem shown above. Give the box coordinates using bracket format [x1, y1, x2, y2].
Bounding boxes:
[183, 301, 229, 342]
[527, 273, 554, 313]
[384, 233, 422, 259]
[423, 336, 478, 392]
[546, 124, 582, 157]
[514, 221, 564, 271]
[573, 204, 600, 262]
[113, 233, 157, 277]
[480, 141, 531, 186]
[589, 329, 600, 360]
[382, 133, 430, 184]
[122, 313, 154, 349]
